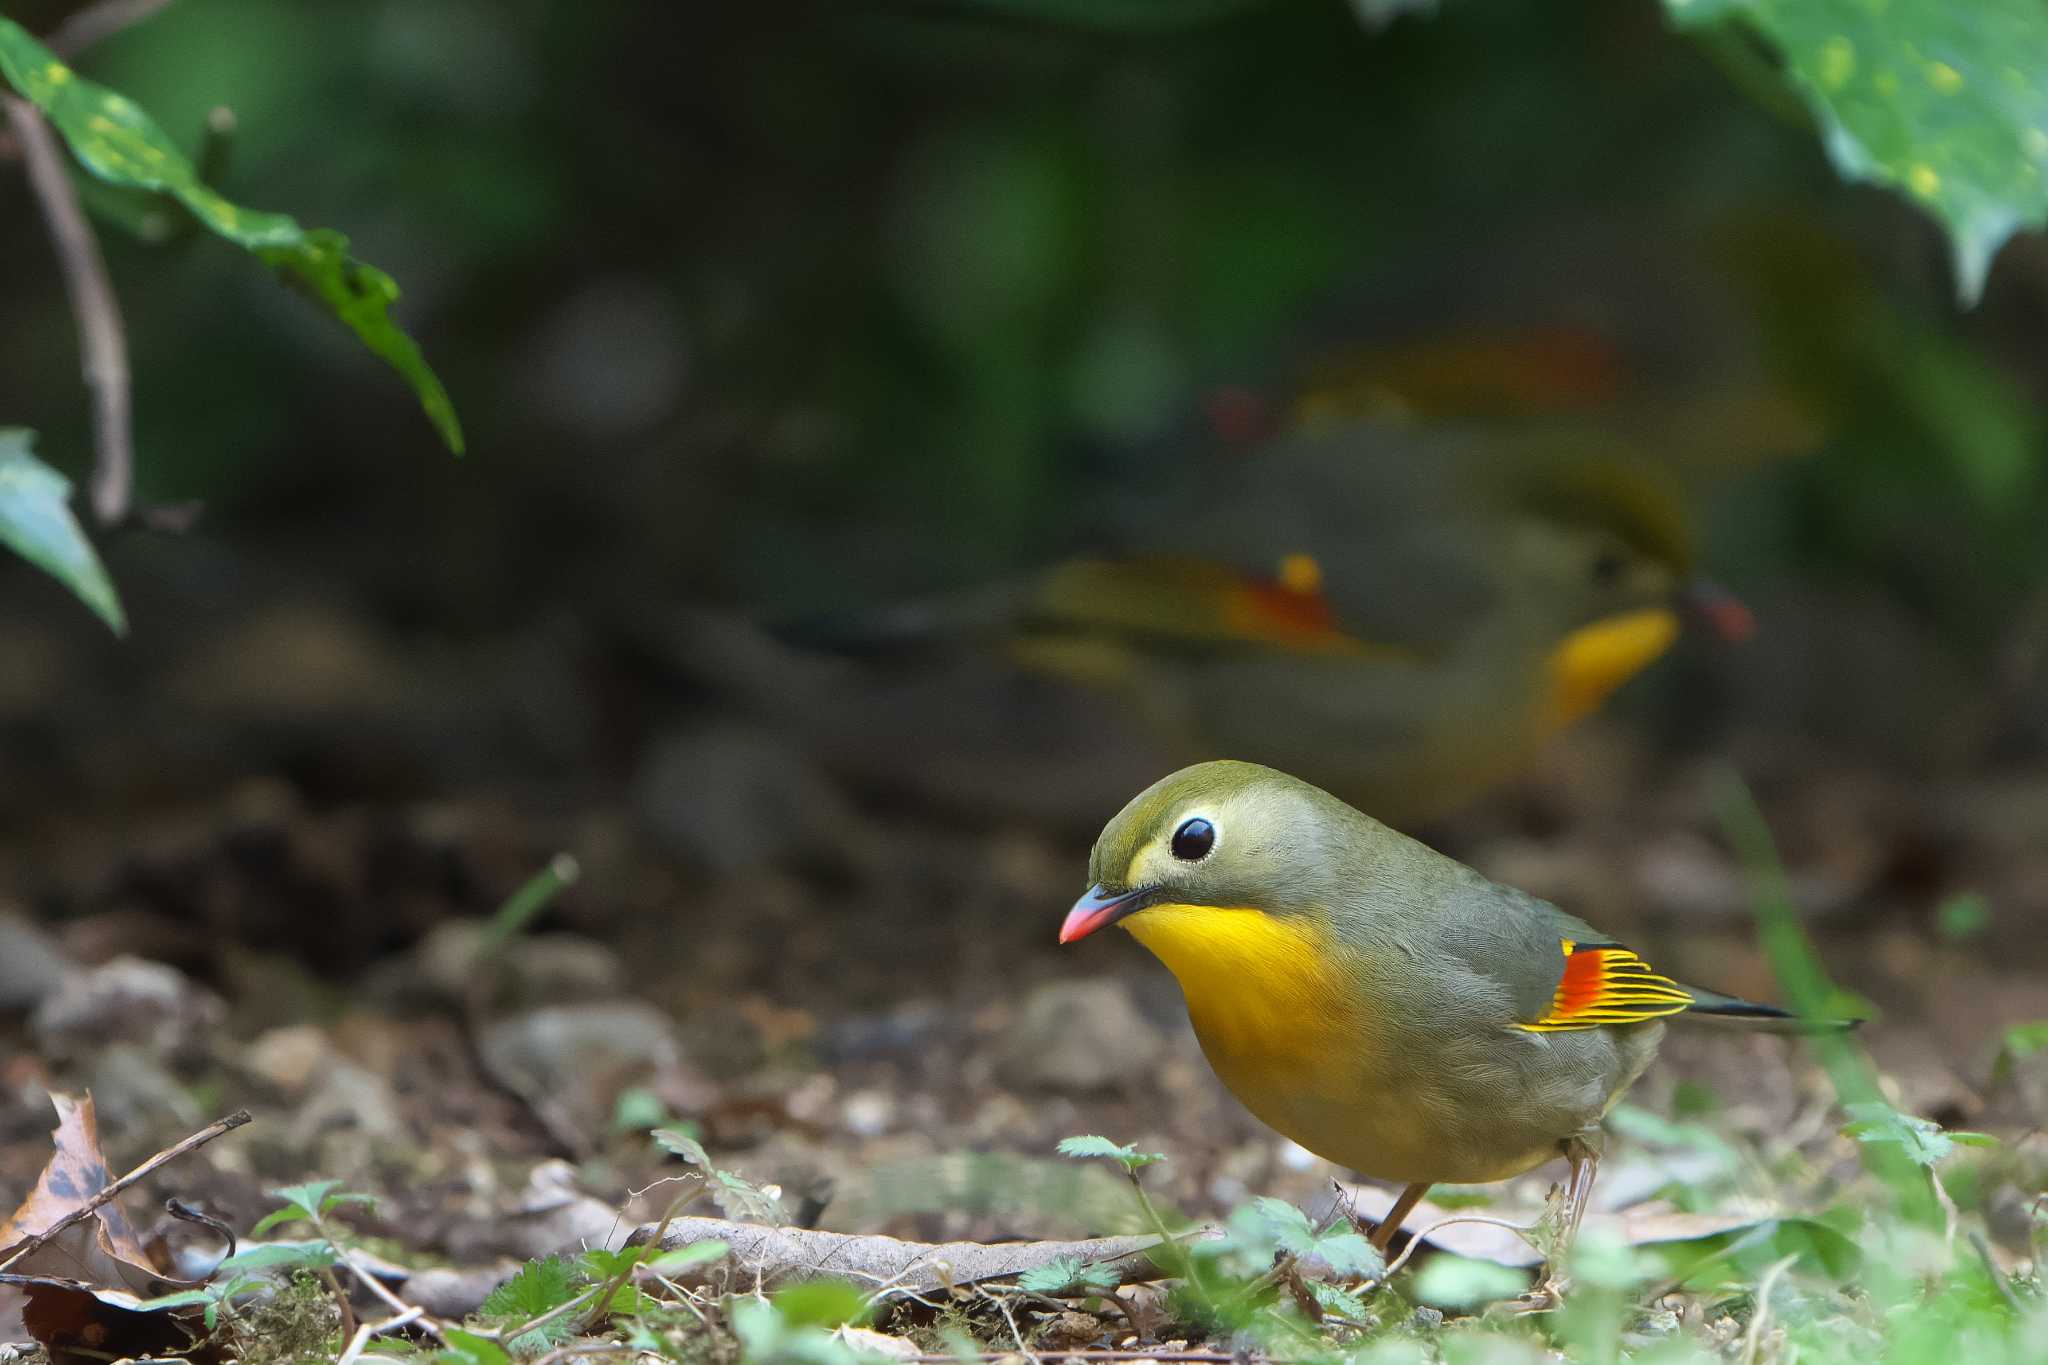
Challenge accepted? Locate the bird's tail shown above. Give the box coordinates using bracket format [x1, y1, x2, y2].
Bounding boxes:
[1679, 986, 1862, 1035]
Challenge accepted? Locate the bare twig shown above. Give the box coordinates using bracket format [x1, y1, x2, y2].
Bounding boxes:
[163, 1196, 236, 1263]
[0, 1109, 251, 1276]
[1371, 1213, 1544, 1286]
[305, 1205, 444, 1343]
[3, 96, 134, 526]
[335, 1306, 423, 1365]
[1740, 1253, 1800, 1365]
[1968, 1231, 2023, 1315]
[45, 0, 175, 58]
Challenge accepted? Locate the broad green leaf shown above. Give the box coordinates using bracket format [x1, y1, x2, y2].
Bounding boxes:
[644, 1240, 731, 1274]
[480, 1256, 582, 1323]
[771, 1278, 872, 1329]
[1667, 0, 2048, 303]
[0, 430, 124, 633]
[481, 1257, 584, 1355]
[0, 19, 462, 452]
[214, 1241, 339, 1274]
[438, 1328, 515, 1365]
[1306, 1277, 1370, 1320]
[1410, 1254, 1529, 1310]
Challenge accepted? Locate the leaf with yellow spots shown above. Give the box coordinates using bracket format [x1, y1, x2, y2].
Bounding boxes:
[0, 19, 462, 453]
[1667, 0, 2048, 305]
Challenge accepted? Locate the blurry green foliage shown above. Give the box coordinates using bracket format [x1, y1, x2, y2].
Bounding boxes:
[1668, 0, 2048, 303]
[0, 428, 124, 632]
[0, 16, 462, 453]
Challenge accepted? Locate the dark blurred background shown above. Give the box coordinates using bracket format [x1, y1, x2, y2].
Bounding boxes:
[2, 0, 2046, 1068]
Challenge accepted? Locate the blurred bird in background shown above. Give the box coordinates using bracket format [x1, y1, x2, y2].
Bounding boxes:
[660, 324, 1806, 832]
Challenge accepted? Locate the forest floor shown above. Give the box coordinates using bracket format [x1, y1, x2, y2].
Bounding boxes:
[1, 596, 2046, 1363]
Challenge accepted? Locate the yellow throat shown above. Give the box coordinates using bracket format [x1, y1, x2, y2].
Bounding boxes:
[1122, 904, 1347, 1080]
[1539, 607, 1680, 732]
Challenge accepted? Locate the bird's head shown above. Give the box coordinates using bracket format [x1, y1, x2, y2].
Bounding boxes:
[1060, 760, 1357, 944]
[1497, 443, 1752, 643]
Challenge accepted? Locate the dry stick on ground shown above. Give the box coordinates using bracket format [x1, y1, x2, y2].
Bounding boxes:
[3, 97, 135, 527]
[303, 1203, 445, 1345]
[335, 1306, 423, 1365]
[634, 1216, 1222, 1296]
[1739, 1253, 1800, 1365]
[0, 1109, 252, 1276]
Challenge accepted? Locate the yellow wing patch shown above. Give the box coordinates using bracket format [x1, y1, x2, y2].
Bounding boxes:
[1515, 938, 1694, 1033]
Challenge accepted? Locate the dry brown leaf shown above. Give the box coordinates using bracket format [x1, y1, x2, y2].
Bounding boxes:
[0, 1093, 181, 1294]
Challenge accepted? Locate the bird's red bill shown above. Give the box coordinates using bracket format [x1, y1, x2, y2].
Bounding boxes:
[1059, 885, 1156, 944]
[1687, 579, 1755, 643]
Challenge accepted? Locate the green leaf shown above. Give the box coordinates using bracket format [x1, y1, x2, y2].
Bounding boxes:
[1306, 1277, 1369, 1320]
[214, 1241, 339, 1275]
[0, 20, 462, 452]
[1936, 892, 1992, 941]
[1054, 1135, 1166, 1174]
[644, 1240, 730, 1274]
[1991, 1021, 2048, 1086]
[1017, 1255, 1120, 1295]
[770, 1279, 871, 1329]
[1841, 1101, 1995, 1167]
[1666, 0, 2048, 303]
[438, 1328, 515, 1365]
[0, 430, 124, 634]
[481, 1256, 584, 1356]
[1410, 1254, 1529, 1311]
[481, 1257, 583, 1323]
[652, 1128, 713, 1169]
[652, 1128, 784, 1222]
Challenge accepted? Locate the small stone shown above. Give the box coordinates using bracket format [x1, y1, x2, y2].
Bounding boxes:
[30, 956, 225, 1062]
[633, 723, 868, 874]
[1409, 1307, 1445, 1331]
[245, 1025, 334, 1094]
[287, 1061, 408, 1146]
[477, 1002, 705, 1149]
[996, 979, 1166, 1091]
[841, 1088, 896, 1137]
[833, 1327, 921, 1360]
[1039, 1312, 1106, 1349]
[0, 910, 72, 1012]
[404, 1264, 520, 1319]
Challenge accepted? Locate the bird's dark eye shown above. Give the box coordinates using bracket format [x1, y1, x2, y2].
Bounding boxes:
[1171, 818, 1215, 861]
[1591, 550, 1626, 585]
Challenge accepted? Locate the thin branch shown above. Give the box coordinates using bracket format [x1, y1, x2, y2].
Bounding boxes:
[306, 1206, 445, 1344]
[45, 0, 176, 59]
[3, 96, 134, 526]
[0, 1109, 251, 1276]
[335, 1306, 423, 1365]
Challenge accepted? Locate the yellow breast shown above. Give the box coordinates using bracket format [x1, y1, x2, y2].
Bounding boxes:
[1123, 904, 1355, 1088]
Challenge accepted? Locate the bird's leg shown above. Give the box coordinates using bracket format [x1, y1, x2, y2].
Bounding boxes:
[1362, 1181, 1431, 1254]
[1500, 1135, 1600, 1315]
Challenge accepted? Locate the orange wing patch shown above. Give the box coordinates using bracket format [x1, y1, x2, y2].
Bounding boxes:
[1515, 938, 1693, 1033]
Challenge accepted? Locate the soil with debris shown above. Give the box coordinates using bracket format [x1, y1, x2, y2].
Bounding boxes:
[1, 587, 2045, 1361]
